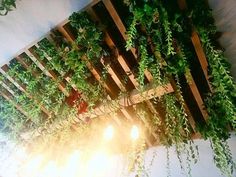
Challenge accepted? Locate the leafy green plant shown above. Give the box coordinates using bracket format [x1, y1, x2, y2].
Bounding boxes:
[0, 95, 27, 140]
[69, 12, 105, 60]
[186, 1, 236, 176]
[65, 11, 111, 105]
[0, 0, 16, 16]
[37, 38, 69, 76]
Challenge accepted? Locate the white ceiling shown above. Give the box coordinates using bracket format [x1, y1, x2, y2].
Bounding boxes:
[0, 0, 91, 66]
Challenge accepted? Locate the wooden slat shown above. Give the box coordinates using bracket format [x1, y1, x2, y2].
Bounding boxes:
[25, 49, 69, 96]
[87, 8, 163, 140]
[177, 0, 212, 92]
[44, 35, 83, 92]
[58, 26, 115, 97]
[0, 88, 28, 118]
[0, 65, 51, 117]
[102, 0, 154, 82]
[176, 0, 211, 121]
[0, 66, 25, 93]
[24, 83, 173, 139]
[100, 57, 126, 92]
[100, 57, 135, 121]
[186, 74, 208, 120]
[191, 31, 212, 91]
[80, 83, 174, 119]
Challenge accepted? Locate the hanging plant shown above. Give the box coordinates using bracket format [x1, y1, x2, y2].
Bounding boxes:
[0, 0, 16, 16]
[123, 0, 200, 176]
[65, 11, 111, 106]
[185, 0, 236, 176]
[0, 95, 27, 140]
[36, 39, 69, 77]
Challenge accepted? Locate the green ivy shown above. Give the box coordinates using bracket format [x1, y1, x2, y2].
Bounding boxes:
[0, 95, 27, 140]
[187, 1, 236, 176]
[0, 0, 16, 16]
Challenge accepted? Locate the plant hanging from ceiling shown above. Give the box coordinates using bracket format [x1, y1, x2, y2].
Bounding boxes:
[124, 0, 199, 176]
[185, 0, 236, 176]
[0, 0, 16, 16]
[0, 1, 235, 177]
[0, 95, 27, 140]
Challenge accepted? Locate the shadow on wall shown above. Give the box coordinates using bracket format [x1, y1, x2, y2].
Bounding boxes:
[209, 0, 236, 81]
[0, 0, 92, 66]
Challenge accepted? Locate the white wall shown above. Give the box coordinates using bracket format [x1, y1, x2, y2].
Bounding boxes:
[97, 135, 236, 177]
[208, 0, 236, 81]
[142, 135, 236, 177]
[0, 0, 91, 66]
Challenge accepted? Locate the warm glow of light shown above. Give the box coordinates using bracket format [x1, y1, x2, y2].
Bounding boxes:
[60, 150, 81, 177]
[39, 160, 58, 177]
[131, 125, 139, 140]
[15, 147, 27, 159]
[86, 151, 111, 176]
[25, 155, 43, 176]
[103, 125, 114, 140]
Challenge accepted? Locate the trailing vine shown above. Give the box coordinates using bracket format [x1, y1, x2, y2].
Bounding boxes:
[0, 95, 27, 140]
[123, 1, 198, 176]
[186, 0, 236, 176]
[0, 1, 235, 177]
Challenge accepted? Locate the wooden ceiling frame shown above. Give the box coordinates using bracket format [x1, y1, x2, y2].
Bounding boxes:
[0, 0, 213, 144]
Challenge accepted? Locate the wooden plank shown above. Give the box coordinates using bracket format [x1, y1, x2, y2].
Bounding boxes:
[25, 49, 69, 96]
[87, 8, 163, 140]
[100, 57, 135, 121]
[102, 0, 154, 82]
[191, 31, 212, 91]
[176, 0, 211, 121]
[58, 26, 115, 97]
[44, 35, 82, 92]
[187, 74, 208, 120]
[177, 0, 212, 92]
[0, 80, 15, 96]
[24, 83, 173, 139]
[178, 0, 188, 10]
[0, 88, 28, 118]
[0, 65, 51, 117]
[0, 66, 25, 92]
[80, 83, 174, 119]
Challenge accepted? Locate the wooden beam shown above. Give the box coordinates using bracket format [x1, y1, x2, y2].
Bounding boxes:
[25, 49, 69, 96]
[57, 26, 115, 97]
[177, 0, 212, 92]
[191, 31, 212, 91]
[0, 88, 28, 118]
[44, 35, 83, 92]
[79, 83, 174, 119]
[87, 8, 163, 140]
[22, 83, 174, 139]
[102, 0, 154, 82]
[1, 65, 51, 117]
[186, 74, 208, 120]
